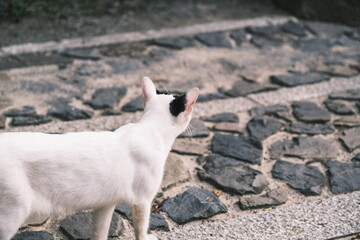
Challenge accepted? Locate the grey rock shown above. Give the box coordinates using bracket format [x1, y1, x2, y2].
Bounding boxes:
[270, 136, 338, 161]
[352, 153, 360, 162]
[306, 21, 352, 38]
[121, 96, 143, 112]
[47, 104, 92, 121]
[246, 25, 279, 37]
[211, 134, 262, 165]
[60, 48, 101, 60]
[292, 101, 331, 123]
[285, 123, 335, 135]
[315, 64, 359, 77]
[149, 213, 170, 231]
[161, 153, 190, 191]
[337, 35, 360, 47]
[329, 89, 360, 101]
[85, 87, 127, 110]
[107, 58, 140, 74]
[162, 187, 227, 224]
[115, 203, 132, 220]
[11, 231, 54, 240]
[339, 127, 360, 152]
[247, 116, 282, 140]
[0, 115, 5, 129]
[195, 32, 232, 48]
[334, 116, 360, 128]
[171, 139, 207, 156]
[76, 62, 106, 77]
[224, 79, 278, 97]
[292, 38, 334, 53]
[11, 115, 52, 126]
[281, 21, 307, 37]
[197, 92, 227, 103]
[101, 109, 122, 116]
[250, 37, 283, 48]
[325, 161, 360, 194]
[270, 72, 330, 87]
[230, 29, 247, 46]
[323, 100, 354, 115]
[250, 104, 289, 116]
[198, 155, 269, 195]
[238, 189, 288, 210]
[219, 59, 240, 74]
[203, 112, 239, 123]
[212, 122, 242, 134]
[179, 119, 210, 138]
[153, 36, 195, 50]
[272, 160, 325, 196]
[3, 105, 36, 117]
[60, 212, 124, 239]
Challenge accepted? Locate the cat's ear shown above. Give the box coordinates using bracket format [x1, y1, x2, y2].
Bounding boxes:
[185, 88, 199, 116]
[142, 77, 156, 103]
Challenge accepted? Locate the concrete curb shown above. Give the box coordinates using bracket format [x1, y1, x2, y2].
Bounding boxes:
[0, 16, 289, 56]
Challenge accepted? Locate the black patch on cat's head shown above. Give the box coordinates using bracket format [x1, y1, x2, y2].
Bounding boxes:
[156, 89, 171, 95]
[169, 94, 186, 116]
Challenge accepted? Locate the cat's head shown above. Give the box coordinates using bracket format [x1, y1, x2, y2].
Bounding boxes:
[141, 77, 199, 135]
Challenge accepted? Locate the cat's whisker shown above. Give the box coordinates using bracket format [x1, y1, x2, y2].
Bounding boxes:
[159, 82, 170, 94]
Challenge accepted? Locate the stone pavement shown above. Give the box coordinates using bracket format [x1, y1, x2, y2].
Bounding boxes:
[1, 16, 360, 240]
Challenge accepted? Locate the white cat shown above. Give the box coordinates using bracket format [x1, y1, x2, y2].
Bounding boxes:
[0, 77, 199, 240]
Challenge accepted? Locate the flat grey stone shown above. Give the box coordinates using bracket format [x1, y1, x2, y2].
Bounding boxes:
[250, 37, 283, 48]
[305, 21, 351, 38]
[212, 122, 242, 134]
[171, 139, 207, 156]
[219, 59, 240, 74]
[115, 203, 132, 220]
[325, 161, 360, 194]
[161, 153, 190, 191]
[211, 134, 263, 165]
[179, 119, 210, 138]
[352, 153, 360, 162]
[238, 189, 288, 210]
[195, 32, 232, 48]
[198, 155, 269, 195]
[60, 212, 124, 239]
[292, 101, 331, 123]
[197, 92, 227, 103]
[11, 115, 52, 126]
[315, 64, 359, 77]
[101, 109, 122, 116]
[247, 116, 282, 140]
[337, 35, 360, 47]
[11, 231, 54, 240]
[121, 96, 143, 112]
[270, 136, 338, 161]
[292, 38, 334, 52]
[106, 58, 140, 74]
[60, 48, 101, 60]
[339, 127, 360, 152]
[281, 21, 307, 37]
[329, 89, 360, 101]
[149, 213, 170, 231]
[334, 116, 360, 128]
[250, 104, 289, 116]
[76, 62, 106, 77]
[246, 25, 279, 37]
[323, 100, 354, 115]
[162, 187, 227, 224]
[153, 36, 195, 50]
[285, 123, 335, 135]
[3, 105, 36, 117]
[0, 115, 5, 129]
[203, 112, 239, 123]
[230, 28, 247, 46]
[272, 160, 325, 196]
[224, 79, 278, 97]
[47, 104, 93, 121]
[85, 87, 127, 110]
[270, 72, 330, 87]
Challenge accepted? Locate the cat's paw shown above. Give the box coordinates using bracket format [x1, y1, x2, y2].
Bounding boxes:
[147, 234, 158, 240]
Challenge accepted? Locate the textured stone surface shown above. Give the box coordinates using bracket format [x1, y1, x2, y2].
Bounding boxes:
[285, 123, 334, 135]
[270, 72, 330, 87]
[10, 115, 52, 126]
[197, 92, 227, 103]
[270, 136, 338, 161]
[334, 116, 360, 128]
[161, 153, 190, 191]
[11, 231, 54, 240]
[281, 21, 307, 36]
[203, 112, 239, 123]
[352, 153, 360, 162]
[85, 87, 127, 109]
[115, 203, 132, 220]
[212, 122, 242, 134]
[47, 104, 92, 121]
[315, 64, 359, 77]
[250, 37, 283, 48]
[162, 187, 227, 224]
[305, 21, 352, 38]
[60, 212, 124, 239]
[198, 155, 269, 195]
[292, 101, 331, 123]
[179, 119, 210, 138]
[149, 213, 170, 231]
[246, 25, 279, 37]
[3, 105, 36, 117]
[152, 36, 195, 50]
[323, 100, 354, 115]
[250, 104, 289, 116]
[230, 29, 247, 46]
[224, 79, 278, 97]
[195, 32, 232, 48]
[326, 161, 360, 194]
[339, 127, 360, 152]
[329, 89, 360, 101]
[171, 139, 207, 156]
[211, 134, 262, 165]
[292, 38, 334, 52]
[238, 189, 288, 210]
[272, 160, 325, 196]
[60, 48, 101, 60]
[247, 116, 282, 140]
[121, 96, 143, 112]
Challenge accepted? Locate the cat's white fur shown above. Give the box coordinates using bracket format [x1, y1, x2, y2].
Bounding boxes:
[0, 77, 199, 240]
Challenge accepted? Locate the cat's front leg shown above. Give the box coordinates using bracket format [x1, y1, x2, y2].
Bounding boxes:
[91, 205, 116, 240]
[131, 203, 158, 240]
